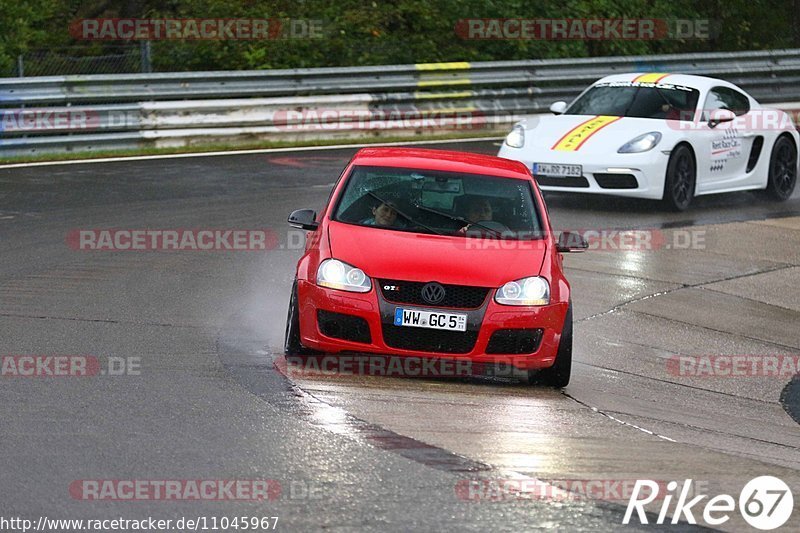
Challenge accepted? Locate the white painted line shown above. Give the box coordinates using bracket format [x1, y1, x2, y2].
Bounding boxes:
[563, 392, 676, 442]
[0, 136, 504, 170]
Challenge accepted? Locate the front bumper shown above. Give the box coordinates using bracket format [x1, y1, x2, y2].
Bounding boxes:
[498, 145, 670, 200]
[297, 279, 568, 371]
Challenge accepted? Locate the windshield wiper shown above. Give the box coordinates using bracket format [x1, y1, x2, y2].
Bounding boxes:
[365, 191, 445, 235]
[413, 203, 504, 238]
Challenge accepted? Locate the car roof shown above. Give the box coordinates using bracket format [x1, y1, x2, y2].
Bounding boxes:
[594, 73, 742, 93]
[350, 147, 531, 179]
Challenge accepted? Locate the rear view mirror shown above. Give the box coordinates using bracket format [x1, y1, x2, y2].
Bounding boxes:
[556, 231, 589, 253]
[288, 209, 319, 231]
[549, 101, 568, 114]
[708, 109, 736, 128]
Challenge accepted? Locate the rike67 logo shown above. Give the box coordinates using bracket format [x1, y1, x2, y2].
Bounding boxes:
[624, 476, 794, 530]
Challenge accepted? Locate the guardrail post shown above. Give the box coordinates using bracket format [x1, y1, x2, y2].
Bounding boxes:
[140, 41, 152, 73]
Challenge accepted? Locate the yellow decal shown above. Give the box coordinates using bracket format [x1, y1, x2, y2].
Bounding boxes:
[551, 115, 622, 152]
[415, 62, 471, 71]
[417, 79, 471, 87]
[632, 73, 669, 83]
[413, 90, 474, 100]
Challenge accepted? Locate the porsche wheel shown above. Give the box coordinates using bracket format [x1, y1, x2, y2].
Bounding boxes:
[662, 144, 696, 211]
[764, 135, 797, 201]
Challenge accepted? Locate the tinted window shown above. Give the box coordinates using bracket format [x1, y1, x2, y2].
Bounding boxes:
[566, 81, 700, 120]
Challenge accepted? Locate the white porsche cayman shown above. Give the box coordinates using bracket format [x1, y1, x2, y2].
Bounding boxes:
[498, 73, 799, 210]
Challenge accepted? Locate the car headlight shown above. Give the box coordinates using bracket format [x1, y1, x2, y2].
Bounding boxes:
[504, 125, 525, 148]
[495, 276, 550, 306]
[618, 132, 662, 153]
[316, 259, 371, 293]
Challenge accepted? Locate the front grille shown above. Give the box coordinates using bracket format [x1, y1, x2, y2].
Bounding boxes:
[317, 310, 371, 343]
[486, 329, 543, 354]
[379, 279, 489, 309]
[382, 324, 478, 354]
[535, 176, 590, 188]
[593, 173, 638, 189]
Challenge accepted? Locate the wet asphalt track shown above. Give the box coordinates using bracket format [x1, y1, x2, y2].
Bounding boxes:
[0, 140, 799, 532]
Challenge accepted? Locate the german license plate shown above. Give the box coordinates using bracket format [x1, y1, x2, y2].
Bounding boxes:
[393, 308, 467, 332]
[532, 162, 583, 177]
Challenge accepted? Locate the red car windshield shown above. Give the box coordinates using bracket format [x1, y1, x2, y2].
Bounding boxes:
[332, 165, 543, 239]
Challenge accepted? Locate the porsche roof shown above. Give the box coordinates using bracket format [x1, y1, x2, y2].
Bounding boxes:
[593, 72, 738, 91]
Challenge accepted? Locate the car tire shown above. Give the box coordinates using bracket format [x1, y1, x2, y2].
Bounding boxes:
[526, 302, 572, 388]
[284, 280, 318, 356]
[763, 135, 798, 201]
[662, 144, 696, 211]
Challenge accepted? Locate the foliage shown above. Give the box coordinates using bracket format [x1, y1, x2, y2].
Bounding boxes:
[0, 0, 797, 74]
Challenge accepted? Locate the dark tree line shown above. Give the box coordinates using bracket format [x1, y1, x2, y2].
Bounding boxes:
[1, 0, 798, 74]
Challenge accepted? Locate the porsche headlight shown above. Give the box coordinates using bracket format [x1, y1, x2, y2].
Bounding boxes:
[495, 276, 550, 306]
[618, 132, 662, 153]
[505, 125, 525, 148]
[316, 259, 371, 293]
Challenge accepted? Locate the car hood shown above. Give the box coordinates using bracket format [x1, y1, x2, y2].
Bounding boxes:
[523, 114, 668, 155]
[327, 221, 547, 287]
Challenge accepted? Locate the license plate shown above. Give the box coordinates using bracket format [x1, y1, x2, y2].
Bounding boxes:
[532, 162, 583, 177]
[393, 308, 467, 332]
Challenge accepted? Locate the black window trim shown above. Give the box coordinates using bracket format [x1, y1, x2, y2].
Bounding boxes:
[702, 85, 751, 120]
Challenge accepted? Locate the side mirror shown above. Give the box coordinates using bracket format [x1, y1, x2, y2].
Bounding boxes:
[556, 231, 588, 253]
[549, 101, 568, 115]
[288, 209, 319, 231]
[708, 109, 735, 128]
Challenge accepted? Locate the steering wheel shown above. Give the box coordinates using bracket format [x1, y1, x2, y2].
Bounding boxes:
[464, 220, 512, 237]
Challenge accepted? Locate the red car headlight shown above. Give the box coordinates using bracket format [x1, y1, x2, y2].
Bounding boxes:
[316, 259, 372, 293]
[495, 276, 550, 306]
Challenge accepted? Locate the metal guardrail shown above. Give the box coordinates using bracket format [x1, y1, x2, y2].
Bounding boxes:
[2, 49, 800, 157]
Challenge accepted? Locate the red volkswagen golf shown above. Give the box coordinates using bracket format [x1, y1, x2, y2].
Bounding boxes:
[285, 147, 587, 386]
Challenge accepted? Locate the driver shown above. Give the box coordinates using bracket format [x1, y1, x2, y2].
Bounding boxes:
[465, 197, 493, 223]
[459, 197, 493, 234]
[361, 201, 406, 228]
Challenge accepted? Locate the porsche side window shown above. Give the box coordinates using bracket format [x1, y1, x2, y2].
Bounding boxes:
[702, 87, 750, 120]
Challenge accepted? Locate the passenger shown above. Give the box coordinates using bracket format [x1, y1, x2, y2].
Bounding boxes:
[361, 201, 406, 227]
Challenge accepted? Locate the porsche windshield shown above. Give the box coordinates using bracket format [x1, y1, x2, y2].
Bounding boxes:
[333, 165, 543, 239]
[566, 81, 700, 120]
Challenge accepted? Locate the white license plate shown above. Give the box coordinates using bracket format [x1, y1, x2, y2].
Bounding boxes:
[393, 308, 467, 332]
[532, 162, 583, 177]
